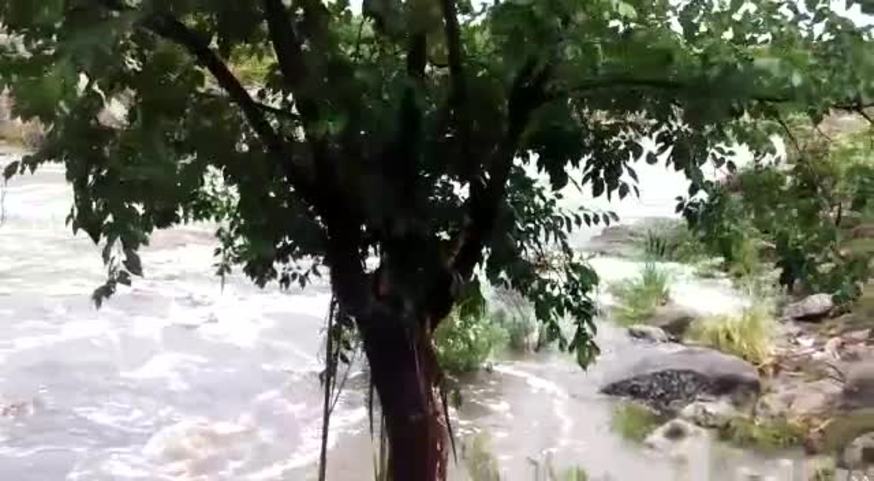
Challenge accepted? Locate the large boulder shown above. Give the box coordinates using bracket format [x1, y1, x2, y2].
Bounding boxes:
[679, 399, 739, 428]
[647, 303, 699, 337]
[643, 419, 705, 455]
[756, 379, 842, 420]
[841, 432, 874, 471]
[842, 361, 874, 410]
[601, 347, 760, 412]
[627, 324, 670, 343]
[783, 294, 835, 322]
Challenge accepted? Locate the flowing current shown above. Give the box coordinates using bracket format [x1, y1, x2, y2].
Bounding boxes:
[0, 148, 807, 480]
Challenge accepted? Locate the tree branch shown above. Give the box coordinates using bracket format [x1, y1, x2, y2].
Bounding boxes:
[141, 15, 304, 178]
[452, 61, 552, 278]
[262, 0, 307, 88]
[439, 0, 472, 175]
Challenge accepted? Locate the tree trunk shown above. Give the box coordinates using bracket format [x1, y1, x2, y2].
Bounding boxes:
[360, 313, 448, 481]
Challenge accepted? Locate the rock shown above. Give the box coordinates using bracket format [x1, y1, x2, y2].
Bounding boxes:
[627, 325, 670, 343]
[644, 419, 704, 454]
[601, 347, 760, 412]
[679, 399, 739, 428]
[842, 362, 874, 410]
[647, 303, 699, 337]
[783, 294, 834, 322]
[756, 379, 842, 420]
[841, 432, 874, 471]
[844, 329, 872, 344]
[851, 223, 874, 240]
[585, 217, 678, 257]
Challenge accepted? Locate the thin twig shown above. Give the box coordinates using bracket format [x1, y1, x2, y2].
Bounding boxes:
[318, 297, 337, 481]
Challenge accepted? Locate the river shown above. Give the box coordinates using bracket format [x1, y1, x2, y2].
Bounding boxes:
[0, 147, 815, 480]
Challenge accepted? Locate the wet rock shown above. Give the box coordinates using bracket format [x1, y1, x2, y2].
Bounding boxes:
[647, 303, 699, 337]
[679, 399, 739, 428]
[756, 379, 842, 420]
[783, 294, 834, 322]
[842, 362, 874, 410]
[841, 432, 874, 472]
[844, 329, 873, 344]
[586, 217, 678, 257]
[644, 419, 704, 453]
[601, 347, 760, 412]
[627, 325, 670, 343]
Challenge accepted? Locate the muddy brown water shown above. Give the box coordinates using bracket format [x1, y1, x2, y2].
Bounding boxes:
[0, 153, 823, 480]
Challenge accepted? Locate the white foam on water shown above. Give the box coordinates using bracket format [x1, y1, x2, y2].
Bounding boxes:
[121, 353, 209, 392]
[245, 405, 368, 481]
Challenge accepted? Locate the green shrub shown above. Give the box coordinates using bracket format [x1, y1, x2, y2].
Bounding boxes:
[717, 417, 806, 450]
[435, 308, 507, 374]
[641, 222, 709, 263]
[610, 402, 663, 443]
[491, 307, 537, 352]
[609, 263, 671, 326]
[685, 304, 775, 366]
[463, 434, 501, 481]
[228, 46, 275, 85]
[684, 131, 874, 304]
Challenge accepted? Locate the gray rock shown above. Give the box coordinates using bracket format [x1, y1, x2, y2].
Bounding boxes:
[756, 379, 842, 420]
[601, 347, 760, 412]
[585, 217, 679, 257]
[842, 432, 874, 471]
[644, 419, 704, 453]
[842, 362, 874, 410]
[783, 294, 835, 322]
[680, 399, 739, 428]
[627, 324, 670, 343]
[647, 303, 699, 337]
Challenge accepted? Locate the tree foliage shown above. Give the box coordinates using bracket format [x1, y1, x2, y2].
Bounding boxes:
[684, 126, 874, 303]
[1, 0, 873, 366]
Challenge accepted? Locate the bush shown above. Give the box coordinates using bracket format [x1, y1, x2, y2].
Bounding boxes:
[641, 221, 709, 263]
[609, 263, 671, 326]
[435, 308, 507, 374]
[683, 131, 874, 304]
[490, 288, 539, 352]
[685, 304, 775, 366]
[610, 402, 663, 443]
[228, 46, 275, 85]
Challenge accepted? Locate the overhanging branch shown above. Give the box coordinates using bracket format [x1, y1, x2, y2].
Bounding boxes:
[439, 0, 472, 177]
[452, 61, 552, 279]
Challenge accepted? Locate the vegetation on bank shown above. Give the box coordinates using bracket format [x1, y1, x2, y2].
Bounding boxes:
[435, 287, 546, 374]
[681, 129, 874, 306]
[463, 433, 589, 481]
[608, 263, 671, 326]
[717, 417, 807, 451]
[434, 307, 508, 374]
[610, 402, 664, 443]
[685, 303, 776, 366]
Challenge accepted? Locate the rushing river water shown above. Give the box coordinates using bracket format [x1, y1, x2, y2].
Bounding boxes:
[0, 147, 819, 480]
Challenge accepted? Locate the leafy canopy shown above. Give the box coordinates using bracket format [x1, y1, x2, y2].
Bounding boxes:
[1, 0, 873, 366]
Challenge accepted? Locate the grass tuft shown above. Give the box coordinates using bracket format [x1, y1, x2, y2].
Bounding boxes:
[610, 402, 664, 443]
[685, 304, 775, 366]
[717, 417, 806, 450]
[609, 263, 671, 326]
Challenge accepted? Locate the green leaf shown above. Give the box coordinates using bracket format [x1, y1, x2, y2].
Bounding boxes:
[3, 161, 20, 181]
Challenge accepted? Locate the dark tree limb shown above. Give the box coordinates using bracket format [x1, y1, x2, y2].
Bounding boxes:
[439, 0, 472, 176]
[262, 0, 308, 88]
[140, 15, 313, 186]
[452, 60, 552, 279]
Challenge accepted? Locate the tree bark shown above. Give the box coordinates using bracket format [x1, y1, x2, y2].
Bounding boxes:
[360, 312, 448, 481]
